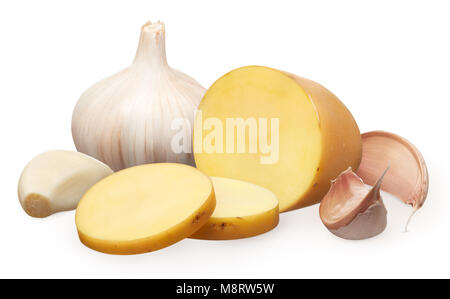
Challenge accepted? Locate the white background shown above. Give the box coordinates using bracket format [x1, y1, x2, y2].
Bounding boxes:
[0, 0, 448, 278]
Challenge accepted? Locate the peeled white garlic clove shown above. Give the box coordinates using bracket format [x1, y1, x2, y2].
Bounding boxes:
[319, 167, 388, 240]
[72, 21, 206, 171]
[18, 150, 113, 218]
[356, 131, 429, 230]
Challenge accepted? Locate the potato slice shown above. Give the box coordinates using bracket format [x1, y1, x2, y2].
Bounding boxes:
[191, 177, 279, 240]
[75, 163, 215, 255]
[194, 66, 362, 212]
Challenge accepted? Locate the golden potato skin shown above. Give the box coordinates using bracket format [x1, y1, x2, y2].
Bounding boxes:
[191, 207, 279, 240]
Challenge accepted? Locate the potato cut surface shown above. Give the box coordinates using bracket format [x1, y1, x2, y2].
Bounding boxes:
[191, 177, 279, 240]
[75, 163, 215, 254]
[194, 66, 362, 212]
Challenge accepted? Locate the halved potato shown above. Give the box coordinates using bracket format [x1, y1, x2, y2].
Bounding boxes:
[194, 66, 362, 212]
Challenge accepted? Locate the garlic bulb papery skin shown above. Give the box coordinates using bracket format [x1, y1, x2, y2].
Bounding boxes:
[72, 21, 206, 171]
[319, 167, 388, 240]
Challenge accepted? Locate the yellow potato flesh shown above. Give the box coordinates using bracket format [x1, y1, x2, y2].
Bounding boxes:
[194, 66, 362, 212]
[75, 163, 215, 254]
[191, 177, 279, 240]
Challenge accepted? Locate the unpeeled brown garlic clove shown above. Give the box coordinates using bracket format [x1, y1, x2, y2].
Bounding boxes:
[356, 131, 429, 230]
[319, 167, 388, 240]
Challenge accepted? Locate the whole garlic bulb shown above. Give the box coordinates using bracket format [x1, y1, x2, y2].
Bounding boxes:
[72, 21, 205, 171]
